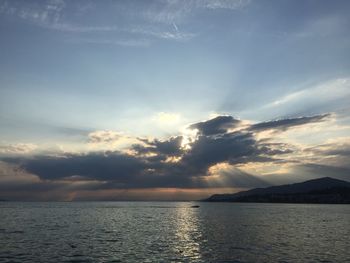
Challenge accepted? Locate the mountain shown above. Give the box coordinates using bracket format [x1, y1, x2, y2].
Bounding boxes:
[204, 177, 350, 204]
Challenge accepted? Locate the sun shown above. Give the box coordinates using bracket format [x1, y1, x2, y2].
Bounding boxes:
[180, 127, 198, 150]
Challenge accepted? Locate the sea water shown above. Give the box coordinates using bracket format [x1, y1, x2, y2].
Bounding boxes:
[0, 202, 349, 262]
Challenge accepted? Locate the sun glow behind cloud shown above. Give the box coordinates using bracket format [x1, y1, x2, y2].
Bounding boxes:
[1, 111, 348, 200]
[152, 112, 181, 125]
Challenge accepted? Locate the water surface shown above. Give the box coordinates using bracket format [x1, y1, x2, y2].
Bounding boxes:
[0, 202, 349, 262]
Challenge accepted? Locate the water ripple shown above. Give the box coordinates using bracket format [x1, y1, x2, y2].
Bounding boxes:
[0, 202, 349, 262]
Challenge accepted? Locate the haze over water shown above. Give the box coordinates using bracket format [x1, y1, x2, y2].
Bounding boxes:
[0, 202, 349, 263]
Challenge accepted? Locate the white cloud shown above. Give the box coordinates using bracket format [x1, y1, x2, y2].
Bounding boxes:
[0, 0, 65, 25]
[0, 0, 196, 43]
[0, 143, 37, 155]
[48, 23, 118, 32]
[0, 0, 249, 45]
[88, 130, 122, 144]
[87, 130, 139, 151]
[144, 0, 249, 24]
[263, 78, 350, 114]
[271, 78, 349, 106]
[127, 26, 196, 41]
[197, 0, 251, 10]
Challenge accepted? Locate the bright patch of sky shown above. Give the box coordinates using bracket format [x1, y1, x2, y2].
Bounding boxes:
[1, 0, 349, 144]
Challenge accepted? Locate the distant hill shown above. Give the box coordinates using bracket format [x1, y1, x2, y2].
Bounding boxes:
[204, 177, 350, 204]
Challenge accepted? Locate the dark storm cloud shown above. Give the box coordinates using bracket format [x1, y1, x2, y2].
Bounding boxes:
[21, 152, 146, 181]
[0, 179, 64, 192]
[4, 153, 191, 189]
[0, 113, 337, 199]
[257, 142, 294, 155]
[249, 114, 330, 132]
[149, 136, 183, 155]
[20, 129, 282, 187]
[179, 132, 259, 176]
[132, 136, 183, 157]
[189, 115, 241, 135]
[6, 129, 275, 190]
[176, 131, 294, 178]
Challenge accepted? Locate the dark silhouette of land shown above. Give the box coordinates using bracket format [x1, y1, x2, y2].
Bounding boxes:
[204, 177, 350, 204]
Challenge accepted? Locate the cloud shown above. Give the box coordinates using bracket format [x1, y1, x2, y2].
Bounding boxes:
[7, 115, 293, 185]
[249, 114, 330, 132]
[0, 0, 65, 25]
[0, 0, 197, 43]
[48, 23, 196, 41]
[0, 161, 40, 186]
[1, 113, 346, 200]
[275, 79, 350, 106]
[0, 161, 106, 201]
[0, 143, 37, 155]
[301, 138, 350, 169]
[18, 152, 146, 181]
[0, 0, 250, 45]
[305, 139, 350, 158]
[134, 136, 183, 157]
[263, 78, 350, 116]
[86, 130, 140, 152]
[144, 0, 250, 24]
[179, 131, 258, 176]
[88, 130, 122, 144]
[128, 26, 196, 41]
[8, 146, 270, 192]
[189, 115, 241, 135]
[197, 0, 251, 10]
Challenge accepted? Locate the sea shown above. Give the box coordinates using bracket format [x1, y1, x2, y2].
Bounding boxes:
[0, 202, 349, 263]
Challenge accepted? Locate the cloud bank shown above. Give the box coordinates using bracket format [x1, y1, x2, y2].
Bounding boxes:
[1, 113, 347, 200]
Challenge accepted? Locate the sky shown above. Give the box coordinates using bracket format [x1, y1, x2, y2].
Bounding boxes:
[0, 0, 350, 201]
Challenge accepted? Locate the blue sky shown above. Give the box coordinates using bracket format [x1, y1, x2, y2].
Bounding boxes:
[0, 0, 350, 200]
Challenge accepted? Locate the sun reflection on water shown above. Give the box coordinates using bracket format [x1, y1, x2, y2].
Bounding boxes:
[173, 206, 203, 261]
